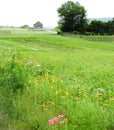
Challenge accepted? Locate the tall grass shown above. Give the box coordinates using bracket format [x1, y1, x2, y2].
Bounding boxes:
[0, 34, 114, 130]
[82, 35, 114, 42]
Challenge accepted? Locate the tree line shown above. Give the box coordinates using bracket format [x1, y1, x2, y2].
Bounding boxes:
[57, 1, 114, 35]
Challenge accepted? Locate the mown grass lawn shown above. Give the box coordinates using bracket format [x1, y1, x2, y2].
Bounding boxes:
[0, 34, 114, 130]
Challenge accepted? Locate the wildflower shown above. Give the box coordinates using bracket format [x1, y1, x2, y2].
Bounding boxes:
[53, 117, 59, 122]
[60, 121, 65, 125]
[94, 95, 99, 99]
[59, 90, 61, 93]
[110, 97, 114, 101]
[42, 77, 47, 81]
[45, 72, 48, 77]
[48, 113, 65, 126]
[56, 90, 59, 95]
[96, 88, 105, 93]
[78, 91, 82, 96]
[65, 92, 69, 96]
[102, 103, 107, 108]
[51, 102, 55, 106]
[48, 119, 54, 125]
[37, 64, 41, 67]
[26, 61, 33, 65]
[58, 114, 64, 118]
[51, 76, 57, 83]
[64, 118, 67, 122]
[60, 80, 63, 83]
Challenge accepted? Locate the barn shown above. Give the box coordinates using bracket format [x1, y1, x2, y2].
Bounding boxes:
[33, 21, 43, 29]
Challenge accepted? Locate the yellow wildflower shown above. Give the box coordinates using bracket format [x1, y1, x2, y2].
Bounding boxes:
[45, 72, 49, 77]
[60, 80, 64, 83]
[56, 90, 59, 95]
[102, 103, 107, 108]
[94, 95, 99, 99]
[65, 92, 69, 96]
[78, 91, 82, 96]
[51, 76, 57, 83]
[110, 97, 114, 101]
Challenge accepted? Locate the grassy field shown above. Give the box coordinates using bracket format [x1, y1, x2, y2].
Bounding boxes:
[0, 33, 114, 130]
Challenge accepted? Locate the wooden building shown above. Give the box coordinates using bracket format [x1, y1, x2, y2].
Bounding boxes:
[33, 21, 43, 29]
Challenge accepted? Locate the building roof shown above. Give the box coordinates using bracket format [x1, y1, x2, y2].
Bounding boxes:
[33, 21, 43, 29]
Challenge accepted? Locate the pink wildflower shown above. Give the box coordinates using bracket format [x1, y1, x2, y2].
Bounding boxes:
[58, 114, 64, 118]
[53, 117, 59, 122]
[48, 119, 54, 125]
[60, 121, 65, 125]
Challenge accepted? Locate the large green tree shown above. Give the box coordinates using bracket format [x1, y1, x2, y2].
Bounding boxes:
[87, 20, 106, 35]
[106, 18, 114, 35]
[57, 1, 87, 33]
[21, 25, 29, 29]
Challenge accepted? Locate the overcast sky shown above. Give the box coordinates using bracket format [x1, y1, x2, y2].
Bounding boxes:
[0, 0, 114, 27]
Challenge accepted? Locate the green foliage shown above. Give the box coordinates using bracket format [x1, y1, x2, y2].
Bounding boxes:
[87, 20, 106, 35]
[57, 1, 87, 32]
[0, 55, 27, 93]
[106, 18, 114, 35]
[73, 30, 79, 34]
[0, 34, 114, 130]
[87, 18, 114, 35]
[57, 1, 114, 35]
[54, 27, 63, 35]
[21, 24, 29, 29]
[84, 31, 95, 35]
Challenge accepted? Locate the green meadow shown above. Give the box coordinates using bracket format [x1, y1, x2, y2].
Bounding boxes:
[0, 33, 114, 130]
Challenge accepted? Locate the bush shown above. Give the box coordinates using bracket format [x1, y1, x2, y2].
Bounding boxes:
[0, 55, 32, 94]
[57, 30, 63, 35]
[73, 31, 79, 35]
[84, 31, 95, 35]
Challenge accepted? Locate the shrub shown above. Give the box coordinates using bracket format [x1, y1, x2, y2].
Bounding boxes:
[0, 57, 28, 93]
[73, 31, 79, 35]
[84, 31, 95, 35]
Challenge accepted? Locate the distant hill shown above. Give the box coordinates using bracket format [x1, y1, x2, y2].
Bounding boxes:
[88, 17, 113, 23]
[44, 26, 55, 29]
